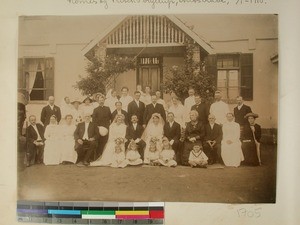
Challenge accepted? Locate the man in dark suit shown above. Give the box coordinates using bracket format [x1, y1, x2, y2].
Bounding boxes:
[143, 94, 166, 127]
[25, 115, 45, 167]
[203, 114, 223, 164]
[163, 112, 182, 164]
[92, 94, 111, 157]
[74, 113, 99, 166]
[40, 96, 61, 126]
[234, 96, 252, 127]
[111, 101, 129, 125]
[128, 91, 145, 125]
[125, 115, 146, 159]
[191, 94, 209, 124]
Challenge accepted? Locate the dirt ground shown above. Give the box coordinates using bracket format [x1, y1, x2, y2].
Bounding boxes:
[17, 144, 276, 203]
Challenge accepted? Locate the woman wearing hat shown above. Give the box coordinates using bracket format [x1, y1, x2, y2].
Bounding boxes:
[71, 98, 83, 125]
[79, 96, 94, 117]
[241, 113, 262, 166]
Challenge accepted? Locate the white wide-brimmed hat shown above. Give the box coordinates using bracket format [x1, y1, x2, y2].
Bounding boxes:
[98, 126, 108, 136]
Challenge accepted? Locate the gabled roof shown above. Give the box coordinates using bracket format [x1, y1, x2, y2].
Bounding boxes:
[81, 15, 214, 57]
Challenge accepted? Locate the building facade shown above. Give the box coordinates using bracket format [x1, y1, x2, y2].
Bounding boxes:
[18, 15, 278, 130]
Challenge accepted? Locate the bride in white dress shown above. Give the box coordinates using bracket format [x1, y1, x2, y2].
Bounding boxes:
[59, 115, 77, 164]
[44, 115, 60, 165]
[142, 113, 165, 162]
[90, 114, 127, 166]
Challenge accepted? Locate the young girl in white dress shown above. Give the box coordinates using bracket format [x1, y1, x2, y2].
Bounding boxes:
[158, 137, 177, 167]
[111, 139, 128, 168]
[44, 115, 61, 165]
[90, 114, 127, 166]
[188, 143, 208, 168]
[125, 141, 143, 166]
[59, 114, 77, 164]
[144, 139, 160, 165]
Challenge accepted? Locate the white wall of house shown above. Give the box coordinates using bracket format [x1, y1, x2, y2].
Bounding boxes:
[114, 69, 136, 96]
[18, 15, 278, 128]
[212, 39, 278, 128]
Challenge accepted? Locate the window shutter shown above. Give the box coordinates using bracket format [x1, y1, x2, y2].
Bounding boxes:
[240, 53, 253, 101]
[205, 54, 217, 86]
[44, 58, 54, 99]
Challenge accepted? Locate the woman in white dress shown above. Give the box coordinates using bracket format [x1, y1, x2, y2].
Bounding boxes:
[140, 86, 151, 105]
[71, 98, 83, 125]
[104, 89, 119, 113]
[59, 114, 77, 164]
[80, 96, 95, 117]
[44, 115, 61, 165]
[168, 97, 186, 128]
[60, 96, 74, 124]
[142, 113, 164, 162]
[221, 113, 244, 167]
[90, 114, 127, 166]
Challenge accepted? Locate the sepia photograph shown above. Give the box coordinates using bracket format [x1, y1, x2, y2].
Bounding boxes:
[17, 14, 278, 203]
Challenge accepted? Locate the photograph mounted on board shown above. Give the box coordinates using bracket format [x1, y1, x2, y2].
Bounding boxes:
[17, 14, 278, 203]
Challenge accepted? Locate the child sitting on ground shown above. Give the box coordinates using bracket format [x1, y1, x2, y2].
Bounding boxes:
[158, 137, 177, 167]
[126, 141, 143, 166]
[188, 143, 208, 168]
[111, 138, 128, 168]
[144, 139, 160, 166]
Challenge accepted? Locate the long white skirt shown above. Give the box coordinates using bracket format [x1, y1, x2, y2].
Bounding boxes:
[60, 139, 77, 163]
[126, 150, 143, 166]
[221, 141, 244, 167]
[44, 139, 61, 165]
[90, 141, 116, 166]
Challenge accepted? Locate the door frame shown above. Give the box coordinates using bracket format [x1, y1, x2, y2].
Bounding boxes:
[136, 56, 163, 92]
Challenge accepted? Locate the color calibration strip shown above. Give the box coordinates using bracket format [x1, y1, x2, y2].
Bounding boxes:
[17, 201, 164, 224]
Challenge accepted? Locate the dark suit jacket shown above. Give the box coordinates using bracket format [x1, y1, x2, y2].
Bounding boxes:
[111, 109, 129, 125]
[185, 121, 205, 141]
[74, 122, 99, 141]
[234, 104, 252, 126]
[125, 123, 144, 141]
[164, 121, 181, 142]
[143, 103, 166, 125]
[92, 105, 111, 129]
[40, 105, 61, 126]
[127, 100, 145, 125]
[204, 123, 222, 144]
[26, 123, 45, 144]
[191, 103, 209, 124]
[241, 123, 261, 143]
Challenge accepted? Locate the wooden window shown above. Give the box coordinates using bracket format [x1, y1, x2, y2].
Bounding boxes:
[205, 53, 253, 101]
[18, 57, 54, 101]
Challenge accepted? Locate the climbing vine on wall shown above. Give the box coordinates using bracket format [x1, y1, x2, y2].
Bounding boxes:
[163, 39, 215, 103]
[75, 54, 135, 96]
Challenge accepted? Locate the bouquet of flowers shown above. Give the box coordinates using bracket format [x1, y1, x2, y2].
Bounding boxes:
[115, 137, 125, 145]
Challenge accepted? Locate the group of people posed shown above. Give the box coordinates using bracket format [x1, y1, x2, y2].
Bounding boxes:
[24, 86, 262, 169]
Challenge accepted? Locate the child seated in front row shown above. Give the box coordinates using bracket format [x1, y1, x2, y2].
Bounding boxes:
[143, 140, 160, 166]
[126, 141, 143, 166]
[111, 144, 128, 168]
[158, 137, 177, 167]
[188, 143, 208, 168]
